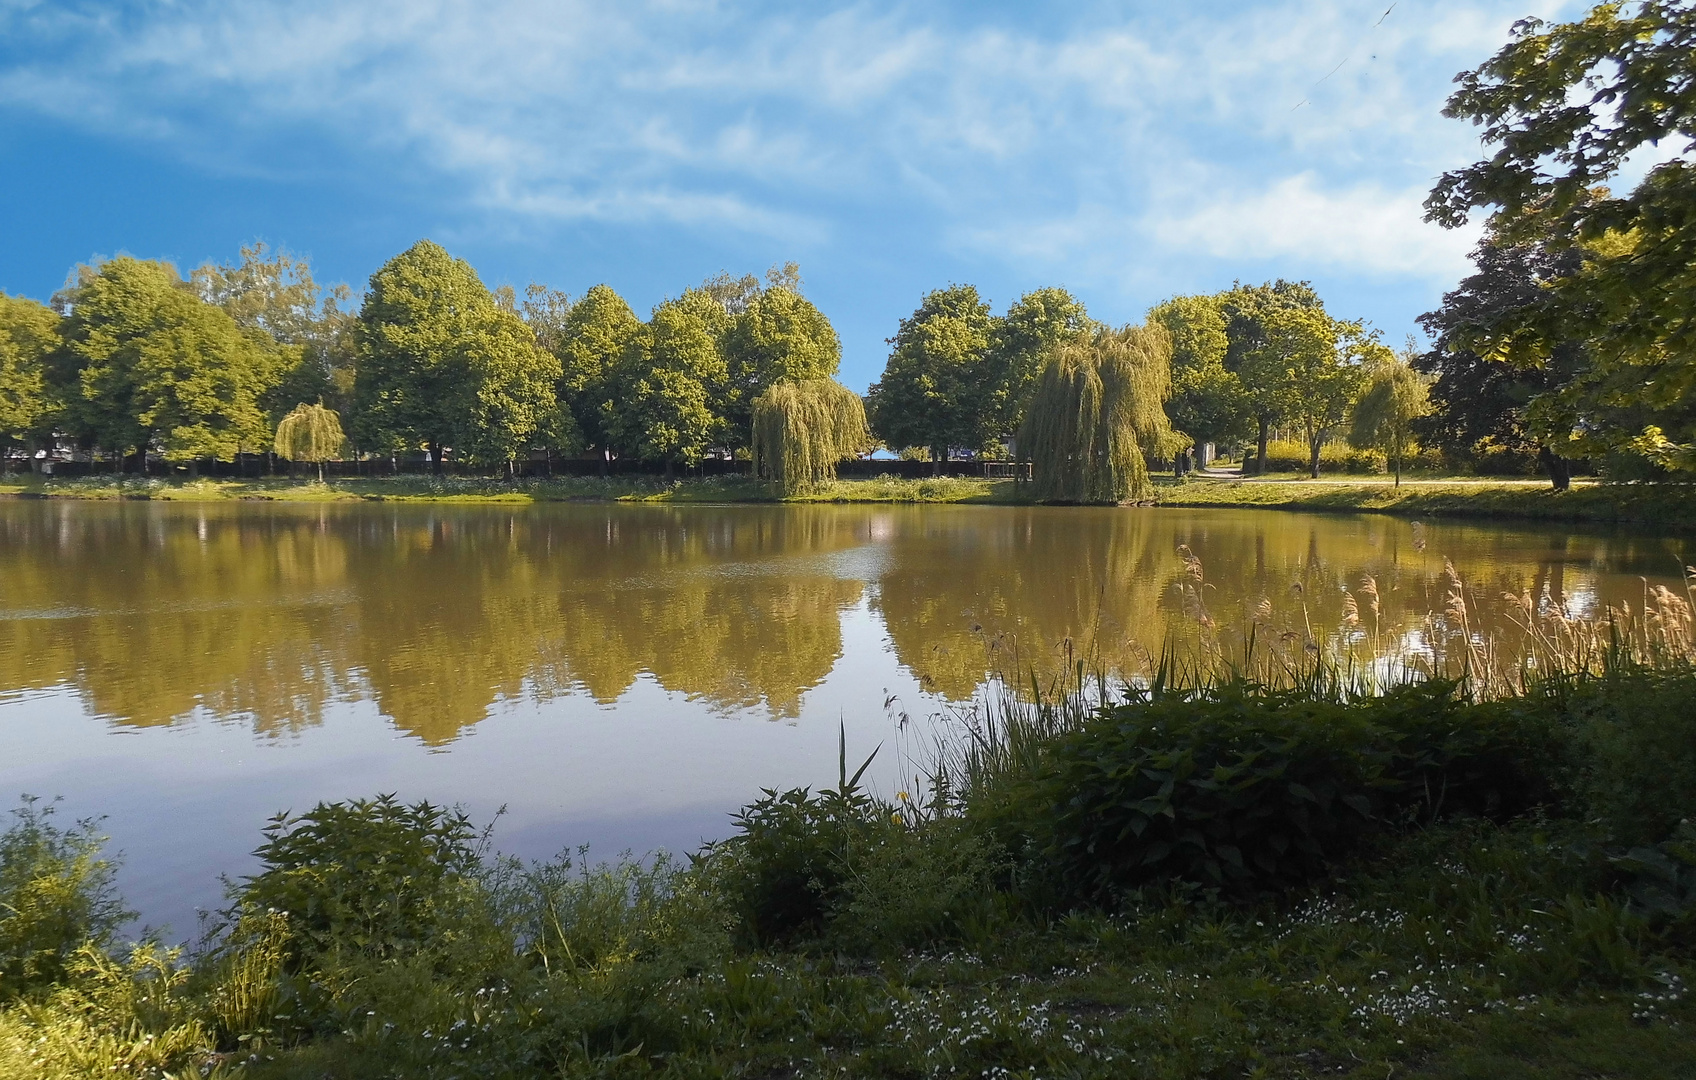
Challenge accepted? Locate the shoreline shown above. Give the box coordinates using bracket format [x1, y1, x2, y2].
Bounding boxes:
[3, 473, 1693, 528]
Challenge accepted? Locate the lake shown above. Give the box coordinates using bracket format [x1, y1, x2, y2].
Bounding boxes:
[0, 499, 1686, 935]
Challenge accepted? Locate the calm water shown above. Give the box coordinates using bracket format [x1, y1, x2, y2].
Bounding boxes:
[1, 500, 1687, 933]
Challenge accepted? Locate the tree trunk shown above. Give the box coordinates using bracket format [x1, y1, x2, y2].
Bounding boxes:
[1254, 418, 1270, 476]
[600, 447, 609, 477]
[663, 457, 674, 480]
[1538, 445, 1572, 491]
[430, 440, 445, 475]
[931, 445, 942, 477]
[1308, 436, 1322, 479]
[1394, 448, 1402, 489]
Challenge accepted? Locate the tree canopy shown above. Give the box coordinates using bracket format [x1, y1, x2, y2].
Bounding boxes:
[1349, 348, 1432, 487]
[604, 289, 729, 471]
[867, 285, 994, 467]
[0, 293, 59, 454]
[1018, 324, 1177, 503]
[1150, 294, 1247, 451]
[1426, 0, 1696, 474]
[354, 240, 561, 471]
[53, 257, 275, 465]
[750, 378, 869, 495]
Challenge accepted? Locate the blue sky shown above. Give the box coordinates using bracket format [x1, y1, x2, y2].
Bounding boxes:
[0, 0, 1579, 391]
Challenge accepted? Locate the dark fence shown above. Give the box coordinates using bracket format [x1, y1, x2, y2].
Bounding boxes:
[13, 455, 1030, 481]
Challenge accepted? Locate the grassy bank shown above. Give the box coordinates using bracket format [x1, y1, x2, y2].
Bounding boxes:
[4, 651, 1696, 1079]
[0, 473, 1009, 505]
[1155, 475, 1696, 529]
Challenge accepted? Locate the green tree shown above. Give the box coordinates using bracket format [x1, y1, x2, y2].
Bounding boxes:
[722, 282, 841, 449]
[1283, 315, 1371, 480]
[354, 241, 560, 473]
[0, 294, 59, 465]
[867, 285, 994, 473]
[52, 258, 275, 470]
[1426, 0, 1696, 474]
[193, 243, 357, 431]
[1220, 281, 1332, 475]
[1150, 294, 1248, 456]
[273, 402, 348, 483]
[605, 289, 729, 475]
[750, 379, 870, 495]
[985, 287, 1093, 443]
[552, 284, 643, 470]
[1018, 324, 1178, 503]
[1349, 348, 1432, 487]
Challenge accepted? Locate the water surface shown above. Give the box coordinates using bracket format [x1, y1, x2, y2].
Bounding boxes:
[0, 500, 1684, 932]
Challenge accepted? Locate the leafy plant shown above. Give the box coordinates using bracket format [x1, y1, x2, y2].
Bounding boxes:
[0, 797, 131, 998]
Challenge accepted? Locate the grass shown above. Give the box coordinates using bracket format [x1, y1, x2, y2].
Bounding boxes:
[1155, 473, 1696, 528]
[0, 472, 1011, 505]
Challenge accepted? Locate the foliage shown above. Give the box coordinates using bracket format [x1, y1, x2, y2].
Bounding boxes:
[1349, 349, 1433, 486]
[193, 243, 358, 429]
[1249, 438, 1387, 474]
[749, 378, 869, 495]
[1018, 323, 1177, 502]
[604, 289, 728, 469]
[233, 795, 484, 973]
[1151, 293, 1249, 449]
[0, 292, 59, 453]
[1426, 0, 1696, 474]
[52, 257, 277, 464]
[968, 680, 1555, 906]
[1414, 229, 1589, 489]
[550, 284, 642, 460]
[1218, 280, 1330, 473]
[353, 240, 561, 470]
[0, 798, 130, 998]
[721, 278, 842, 448]
[272, 403, 347, 481]
[984, 287, 1094, 439]
[867, 285, 994, 465]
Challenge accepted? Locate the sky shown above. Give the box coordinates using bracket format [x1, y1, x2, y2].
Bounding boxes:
[0, 0, 1580, 392]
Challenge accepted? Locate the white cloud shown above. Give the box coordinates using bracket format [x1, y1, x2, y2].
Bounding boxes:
[1152, 173, 1480, 278]
[0, 0, 1571, 281]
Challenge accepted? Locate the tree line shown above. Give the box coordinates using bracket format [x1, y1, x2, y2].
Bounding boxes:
[0, 242, 845, 477]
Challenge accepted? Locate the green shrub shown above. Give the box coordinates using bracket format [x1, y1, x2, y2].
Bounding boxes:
[1545, 668, 1696, 845]
[0, 798, 131, 998]
[232, 795, 486, 972]
[1255, 439, 1386, 474]
[971, 680, 1554, 906]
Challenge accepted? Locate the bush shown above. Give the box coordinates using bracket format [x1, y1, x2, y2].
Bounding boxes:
[970, 680, 1554, 906]
[1253, 439, 1386, 474]
[232, 795, 487, 972]
[0, 798, 130, 998]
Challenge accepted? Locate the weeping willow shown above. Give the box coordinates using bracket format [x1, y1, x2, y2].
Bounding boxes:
[1018, 324, 1180, 503]
[751, 379, 870, 495]
[273, 402, 347, 482]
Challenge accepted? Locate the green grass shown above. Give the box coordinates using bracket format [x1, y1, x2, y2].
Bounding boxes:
[0, 473, 1011, 506]
[1155, 474, 1696, 528]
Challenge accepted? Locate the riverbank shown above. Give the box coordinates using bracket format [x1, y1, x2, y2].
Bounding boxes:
[5, 471, 1695, 529]
[0, 473, 1010, 504]
[1155, 474, 1696, 529]
[4, 661, 1695, 1079]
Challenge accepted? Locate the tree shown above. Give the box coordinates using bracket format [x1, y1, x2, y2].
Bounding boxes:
[274, 402, 347, 482]
[1414, 232, 1589, 487]
[1349, 348, 1432, 487]
[604, 289, 729, 475]
[1218, 281, 1328, 474]
[52, 257, 275, 471]
[750, 379, 870, 495]
[1282, 316, 1371, 480]
[0, 293, 59, 465]
[354, 240, 560, 474]
[552, 284, 642, 470]
[985, 287, 1093, 442]
[1018, 324, 1178, 503]
[867, 285, 994, 473]
[722, 279, 841, 449]
[1426, 1, 1696, 474]
[1150, 294, 1248, 455]
[193, 243, 357, 430]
